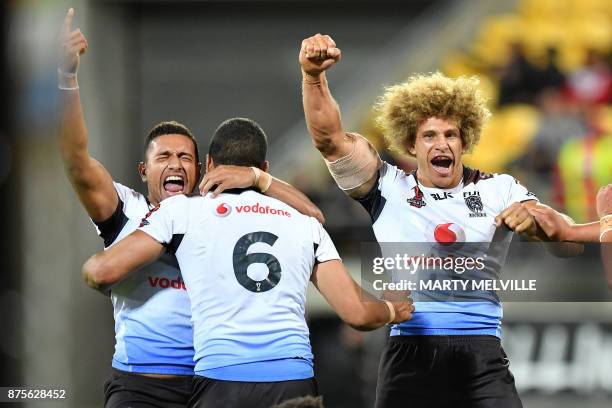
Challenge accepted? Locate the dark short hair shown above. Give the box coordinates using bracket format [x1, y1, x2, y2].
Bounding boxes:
[208, 118, 267, 168]
[273, 396, 324, 408]
[144, 121, 200, 163]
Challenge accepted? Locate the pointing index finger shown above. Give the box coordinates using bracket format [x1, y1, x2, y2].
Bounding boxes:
[62, 8, 75, 36]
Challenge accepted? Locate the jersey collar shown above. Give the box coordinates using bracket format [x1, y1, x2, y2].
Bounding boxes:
[410, 166, 476, 192]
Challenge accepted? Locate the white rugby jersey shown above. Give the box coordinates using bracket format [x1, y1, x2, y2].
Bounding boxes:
[356, 162, 538, 337]
[138, 190, 340, 381]
[93, 182, 194, 375]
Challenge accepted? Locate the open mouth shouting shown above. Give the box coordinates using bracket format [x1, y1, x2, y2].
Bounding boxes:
[430, 154, 454, 177]
[163, 174, 186, 195]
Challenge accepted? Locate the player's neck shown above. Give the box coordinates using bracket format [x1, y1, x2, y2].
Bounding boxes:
[416, 165, 464, 190]
[147, 194, 160, 208]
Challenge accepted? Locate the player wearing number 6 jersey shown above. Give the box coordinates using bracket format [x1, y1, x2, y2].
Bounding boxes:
[83, 117, 415, 408]
[59, 8, 324, 406]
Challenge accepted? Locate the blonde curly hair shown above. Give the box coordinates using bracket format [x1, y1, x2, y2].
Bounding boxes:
[375, 73, 491, 156]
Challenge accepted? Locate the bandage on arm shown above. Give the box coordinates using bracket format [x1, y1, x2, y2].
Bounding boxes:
[325, 132, 382, 193]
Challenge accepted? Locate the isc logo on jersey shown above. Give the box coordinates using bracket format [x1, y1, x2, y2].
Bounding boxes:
[214, 202, 291, 218]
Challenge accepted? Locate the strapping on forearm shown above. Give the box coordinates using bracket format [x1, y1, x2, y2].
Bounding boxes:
[325, 132, 381, 191]
[58, 68, 79, 91]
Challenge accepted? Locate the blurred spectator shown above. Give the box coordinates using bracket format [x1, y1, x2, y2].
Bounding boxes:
[554, 106, 612, 223]
[497, 42, 541, 106]
[517, 89, 586, 203]
[534, 47, 566, 94]
[566, 49, 612, 105]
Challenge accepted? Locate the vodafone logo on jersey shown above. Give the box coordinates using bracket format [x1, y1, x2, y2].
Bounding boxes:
[213, 201, 291, 218]
[215, 203, 232, 217]
[148, 276, 187, 291]
[434, 223, 466, 244]
[236, 203, 291, 217]
[426, 221, 466, 245]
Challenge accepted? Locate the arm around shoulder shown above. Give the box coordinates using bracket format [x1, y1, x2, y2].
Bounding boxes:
[82, 230, 165, 292]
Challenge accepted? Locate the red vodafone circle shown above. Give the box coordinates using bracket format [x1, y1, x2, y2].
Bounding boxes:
[215, 203, 232, 217]
[434, 223, 456, 243]
[433, 222, 466, 244]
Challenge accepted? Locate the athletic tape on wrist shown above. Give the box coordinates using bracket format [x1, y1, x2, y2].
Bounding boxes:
[251, 167, 261, 187]
[57, 68, 79, 91]
[384, 300, 395, 324]
[58, 68, 77, 78]
[601, 215, 612, 242]
[325, 132, 382, 191]
[260, 173, 272, 193]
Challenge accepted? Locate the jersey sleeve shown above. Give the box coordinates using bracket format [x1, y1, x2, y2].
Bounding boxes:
[355, 161, 400, 222]
[113, 181, 140, 204]
[310, 218, 341, 264]
[500, 174, 539, 209]
[92, 182, 134, 247]
[138, 195, 189, 251]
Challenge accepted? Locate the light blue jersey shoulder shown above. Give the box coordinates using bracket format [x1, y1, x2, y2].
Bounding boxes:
[93, 182, 194, 375]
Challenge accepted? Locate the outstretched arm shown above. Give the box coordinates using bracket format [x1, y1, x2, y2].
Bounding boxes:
[524, 203, 585, 257]
[199, 165, 325, 223]
[529, 203, 600, 243]
[299, 34, 378, 198]
[82, 230, 164, 293]
[597, 185, 612, 288]
[311, 259, 414, 331]
[494, 200, 550, 241]
[58, 8, 118, 222]
[495, 200, 588, 259]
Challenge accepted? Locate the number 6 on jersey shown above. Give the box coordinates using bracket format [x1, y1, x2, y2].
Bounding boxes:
[232, 231, 282, 293]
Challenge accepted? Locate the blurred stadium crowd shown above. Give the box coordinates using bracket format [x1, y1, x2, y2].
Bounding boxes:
[310, 0, 611, 231]
[0, 0, 611, 407]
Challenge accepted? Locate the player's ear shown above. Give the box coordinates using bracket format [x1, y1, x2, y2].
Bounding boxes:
[262, 161, 270, 173]
[138, 162, 147, 182]
[408, 144, 416, 156]
[205, 154, 214, 173]
[407, 136, 416, 156]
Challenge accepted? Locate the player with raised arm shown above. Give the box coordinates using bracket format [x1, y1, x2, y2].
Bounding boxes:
[58, 9, 324, 407]
[82, 117, 415, 408]
[298, 33, 567, 407]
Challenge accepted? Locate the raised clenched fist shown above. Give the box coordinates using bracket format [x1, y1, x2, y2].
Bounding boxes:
[58, 8, 88, 74]
[299, 33, 341, 77]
